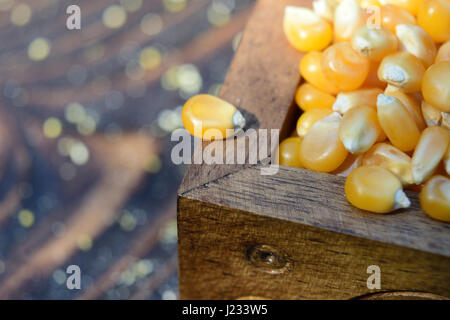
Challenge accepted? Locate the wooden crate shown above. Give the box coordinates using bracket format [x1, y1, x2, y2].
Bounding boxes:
[177, 0, 450, 300]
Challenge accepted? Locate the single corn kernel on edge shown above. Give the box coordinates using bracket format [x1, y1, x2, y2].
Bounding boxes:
[182, 94, 246, 140]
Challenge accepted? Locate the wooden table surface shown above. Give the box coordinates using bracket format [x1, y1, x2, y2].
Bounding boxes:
[0, 0, 255, 299]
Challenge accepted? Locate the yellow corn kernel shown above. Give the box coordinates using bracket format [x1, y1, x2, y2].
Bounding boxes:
[417, 0, 450, 43]
[345, 165, 411, 213]
[380, 5, 416, 34]
[411, 127, 449, 184]
[395, 24, 437, 68]
[283, 6, 333, 52]
[435, 41, 450, 63]
[299, 112, 348, 172]
[384, 85, 426, 130]
[419, 175, 450, 222]
[322, 42, 370, 91]
[422, 61, 450, 112]
[444, 145, 450, 175]
[334, 0, 368, 42]
[295, 83, 336, 111]
[377, 94, 421, 152]
[276, 137, 303, 168]
[339, 106, 381, 153]
[422, 100, 443, 127]
[296, 108, 333, 137]
[351, 26, 398, 62]
[379, 0, 422, 15]
[362, 62, 387, 89]
[377, 51, 425, 93]
[299, 52, 340, 95]
[362, 143, 414, 185]
[332, 88, 383, 114]
[332, 153, 363, 177]
[313, 0, 339, 21]
[182, 94, 245, 140]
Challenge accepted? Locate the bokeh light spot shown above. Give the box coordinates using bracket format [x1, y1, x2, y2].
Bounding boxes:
[18, 209, 34, 228]
[28, 37, 51, 61]
[140, 13, 163, 36]
[163, 0, 186, 12]
[103, 5, 127, 29]
[11, 3, 31, 26]
[69, 141, 90, 166]
[77, 234, 93, 251]
[43, 117, 62, 139]
[139, 47, 162, 70]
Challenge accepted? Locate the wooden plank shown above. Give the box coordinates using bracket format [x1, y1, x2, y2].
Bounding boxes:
[182, 164, 450, 257]
[179, 0, 304, 194]
[178, 198, 450, 299]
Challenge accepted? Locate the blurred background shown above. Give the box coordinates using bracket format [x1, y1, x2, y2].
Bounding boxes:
[0, 0, 255, 299]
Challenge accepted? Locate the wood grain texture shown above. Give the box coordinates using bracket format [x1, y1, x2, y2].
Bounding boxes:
[183, 164, 450, 257]
[178, 198, 450, 299]
[177, 0, 450, 299]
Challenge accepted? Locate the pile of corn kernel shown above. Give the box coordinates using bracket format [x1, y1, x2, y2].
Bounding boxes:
[278, 0, 450, 221]
[181, 0, 450, 222]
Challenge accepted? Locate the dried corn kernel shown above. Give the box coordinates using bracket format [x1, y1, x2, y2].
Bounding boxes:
[332, 153, 363, 176]
[345, 165, 411, 213]
[322, 42, 370, 91]
[435, 41, 450, 63]
[362, 142, 414, 185]
[313, 0, 339, 21]
[339, 106, 382, 153]
[332, 88, 383, 114]
[299, 52, 340, 94]
[182, 94, 245, 140]
[411, 127, 449, 184]
[422, 100, 443, 127]
[377, 94, 421, 151]
[417, 0, 450, 43]
[396, 24, 437, 68]
[283, 6, 333, 52]
[377, 51, 425, 93]
[276, 137, 303, 168]
[296, 108, 333, 137]
[384, 85, 426, 130]
[419, 175, 450, 222]
[334, 0, 368, 42]
[422, 61, 450, 112]
[379, 0, 422, 15]
[351, 26, 398, 62]
[299, 112, 348, 172]
[380, 4, 416, 34]
[295, 83, 336, 111]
